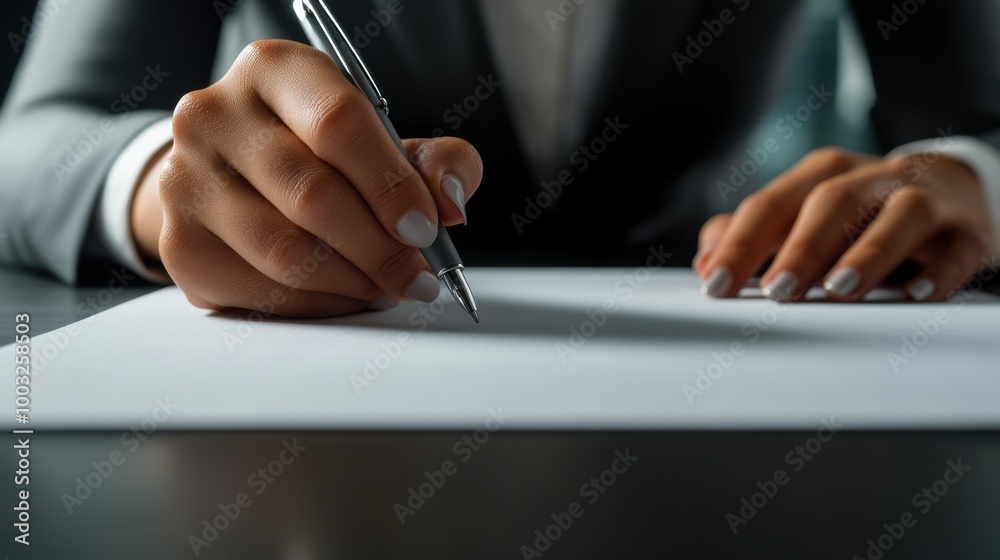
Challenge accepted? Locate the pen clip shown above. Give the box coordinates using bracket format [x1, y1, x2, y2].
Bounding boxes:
[293, 0, 389, 114]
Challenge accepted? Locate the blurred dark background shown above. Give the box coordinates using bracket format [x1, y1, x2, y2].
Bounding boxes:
[0, 0, 37, 104]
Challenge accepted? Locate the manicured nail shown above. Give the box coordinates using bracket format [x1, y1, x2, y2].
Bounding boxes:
[762, 272, 798, 302]
[907, 278, 935, 302]
[442, 175, 467, 225]
[824, 267, 860, 297]
[367, 294, 400, 311]
[405, 271, 441, 303]
[396, 210, 438, 248]
[701, 269, 732, 298]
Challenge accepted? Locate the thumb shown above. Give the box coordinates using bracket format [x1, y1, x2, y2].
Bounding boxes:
[403, 137, 484, 227]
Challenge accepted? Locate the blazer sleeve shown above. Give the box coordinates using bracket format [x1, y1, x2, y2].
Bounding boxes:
[0, 0, 222, 283]
[848, 0, 1000, 152]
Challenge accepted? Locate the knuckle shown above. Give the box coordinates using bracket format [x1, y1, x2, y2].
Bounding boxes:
[156, 154, 188, 205]
[260, 227, 314, 277]
[412, 138, 485, 183]
[371, 244, 419, 286]
[236, 39, 292, 69]
[803, 147, 856, 172]
[888, 186, 937, 222]
[701, 213, 731, 233]
[884, 155, 933, 185]
[172, 90, 221, 144]
[885, 155, 915, 177]
[158, 155, 219, 221]
[408, 141, 436, 171]
[449, 138, 485, 176]
[157, 221, 185, 263]
[310, 90, 370, 145]
[158, 220, 209, 283]
[366, 168, 414, 213]
[285, 166, 334, 222]
[736, 192, 766, 214]
[808, 178, 864, 211]
[408, 140, 441, 170]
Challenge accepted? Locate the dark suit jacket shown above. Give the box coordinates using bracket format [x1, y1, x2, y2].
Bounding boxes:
[2, 0, 999, 283]
[0, 1, 37, 102]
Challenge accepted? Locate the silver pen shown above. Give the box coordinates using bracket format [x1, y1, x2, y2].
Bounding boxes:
[292, 0, 479, 323]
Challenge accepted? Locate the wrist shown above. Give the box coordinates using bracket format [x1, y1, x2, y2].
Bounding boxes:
[130, 143, 172, 265]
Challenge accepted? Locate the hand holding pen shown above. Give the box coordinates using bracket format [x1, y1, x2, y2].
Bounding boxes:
[134, 16, 483, 319]
[293, 0, 479, 321]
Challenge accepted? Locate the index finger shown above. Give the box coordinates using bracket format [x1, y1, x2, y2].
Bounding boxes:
[700, 149, 863, 298]
[237, 40, 440, 248]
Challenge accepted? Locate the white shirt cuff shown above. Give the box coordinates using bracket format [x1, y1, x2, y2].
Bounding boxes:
[889, 135, 1000, 250]
[98, 117, 174, 284]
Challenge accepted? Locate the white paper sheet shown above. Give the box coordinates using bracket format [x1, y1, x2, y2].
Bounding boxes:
[3, 269, 999, 431]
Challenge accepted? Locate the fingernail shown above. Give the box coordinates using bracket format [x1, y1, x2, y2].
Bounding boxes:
[907, 278, 935, 302]
[396, 211, 438, 248]
[824, 267, 861, 297]
[442, 175, 467, 225]
[762, 272, 798, 302]
[405, 271, 441, 303]
[701, 268, 732, 298]
[367, 293, 400, 311]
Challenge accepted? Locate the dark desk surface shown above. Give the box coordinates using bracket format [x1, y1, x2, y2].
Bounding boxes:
[4, 430, 999, 559]
[0, 265, 159, 346]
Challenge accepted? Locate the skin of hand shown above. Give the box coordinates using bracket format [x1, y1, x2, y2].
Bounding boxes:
[130, 40, 483, 318]
[694, 147, 998, 302]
